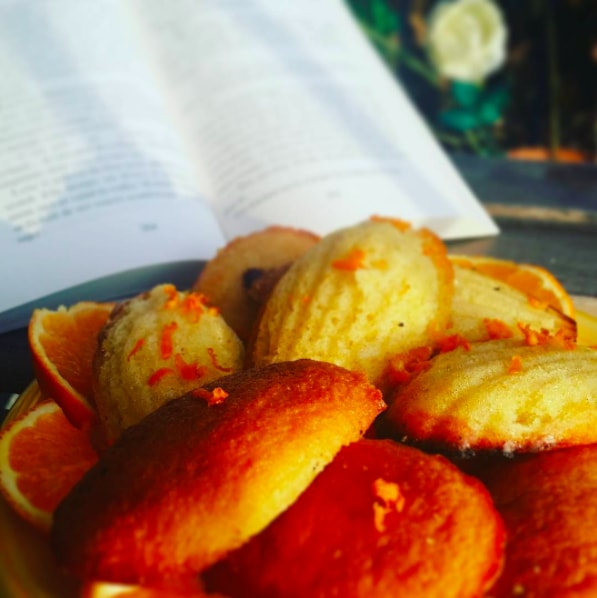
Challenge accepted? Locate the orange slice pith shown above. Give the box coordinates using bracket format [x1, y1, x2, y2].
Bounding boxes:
[450, 255, 575, 318]
[28, 302, 114, 428]
[0, 400, 98, 532]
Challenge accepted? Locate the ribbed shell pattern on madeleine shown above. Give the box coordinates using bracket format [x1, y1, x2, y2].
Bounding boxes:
[250, 218, 454, 386]
[387, 338, 597, 454]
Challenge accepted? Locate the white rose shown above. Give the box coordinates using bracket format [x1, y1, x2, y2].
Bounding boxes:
[427, 0, 507, 83]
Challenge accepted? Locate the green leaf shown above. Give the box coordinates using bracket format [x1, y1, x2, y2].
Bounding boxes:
[478, 86, 510, 125]
[451, 81, 481, 108]
[439, 108, 482, 132]
[371, 0, 399, 34]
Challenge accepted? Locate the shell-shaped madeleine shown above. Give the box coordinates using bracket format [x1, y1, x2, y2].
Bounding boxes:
[205, 439, 504, 598]
[53, 360, 385, 585]
[451, 265, 576, 342]
[483, 444, 597, 597]
[93, 284, 244, 441]
[251, 219, 453, 384]
[194, 226, 320, 342]
[387, 338, 597, 454]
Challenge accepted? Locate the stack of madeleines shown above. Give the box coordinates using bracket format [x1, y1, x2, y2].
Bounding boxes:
[47, 217, 597, 597]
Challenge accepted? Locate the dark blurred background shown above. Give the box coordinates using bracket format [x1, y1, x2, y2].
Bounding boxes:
[347, 0, 597, 164]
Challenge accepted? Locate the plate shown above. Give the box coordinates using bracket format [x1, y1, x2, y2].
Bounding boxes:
[2, 297, 597, 597]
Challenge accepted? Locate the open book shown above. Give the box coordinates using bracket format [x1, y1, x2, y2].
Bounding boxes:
[0, 0, 497, 334]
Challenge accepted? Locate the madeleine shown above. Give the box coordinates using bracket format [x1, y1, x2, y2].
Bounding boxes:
[194, 226, 320, 342]
[386, 338, 597, 454]
[251, 218, 453, 385]
[93, 284, 244, 441]
[52, 359, 385, 588]
[483, 444, 597, 597]
[204, 439, 504, 598]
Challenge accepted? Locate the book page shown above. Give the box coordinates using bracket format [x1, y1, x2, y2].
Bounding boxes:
[0, 0, 224, 331]
[132, 0, 498, 240]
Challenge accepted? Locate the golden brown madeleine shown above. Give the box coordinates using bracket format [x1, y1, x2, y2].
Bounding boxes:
[93, 284, 244, 441]
[482, 444, 597, 597]
[386, 338, 597, 454]
[450, 265, 576, 343]
[52, 360, 385, 589]
[251, 218, 453, 386]
[193, 226, 320, 342]
[204, 439, 504, 598]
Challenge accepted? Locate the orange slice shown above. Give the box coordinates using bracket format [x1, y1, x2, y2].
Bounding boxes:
[28, 302, 114, 428]
[450, 255, 575, 318]
[0, 399, 98, 532]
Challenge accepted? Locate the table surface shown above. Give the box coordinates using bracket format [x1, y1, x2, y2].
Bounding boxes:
[2, 155, 597, 402]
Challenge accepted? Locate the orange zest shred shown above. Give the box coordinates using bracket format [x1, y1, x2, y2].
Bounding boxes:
[174, 353, 207, 381]
[211, 387, 229, 403]
[192, 387, 229, 406]
[508, 355, 523, 374]
[437, 334, 471, 353]
[372, 478, 405, 533]
[373, 503, 389, 533]
[332, 248, 366, 272]
[180, 293, 207, 322]
[127, 338, 145, 361]
[386, 346, 433, 385]
[160, 322, 178, 360]
[163, 287, 212, 322]
[148, 353, 210, 386]
[518, 324, 543, 346]
[554, 328, 576, 349]
[484, 318, 514, 340]
[163, 284, 179, 310]
[207, 347, 234, 373]
[518, 324, 576, 350]
[148, 367, 174, 386]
